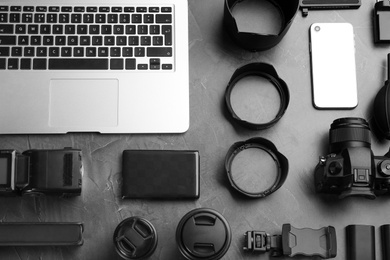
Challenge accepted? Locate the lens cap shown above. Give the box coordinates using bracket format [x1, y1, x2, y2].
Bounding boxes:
[176, 208, 232, 260]
[113, 217, 158, 260]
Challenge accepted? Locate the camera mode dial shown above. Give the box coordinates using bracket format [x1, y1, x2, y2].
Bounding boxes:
[328, 161, 342, 175]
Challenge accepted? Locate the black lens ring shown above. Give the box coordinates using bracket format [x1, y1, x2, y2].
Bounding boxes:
[225, 137, 289, 198]
[225, 63, 290, 130]
[224, 0, 299, 51]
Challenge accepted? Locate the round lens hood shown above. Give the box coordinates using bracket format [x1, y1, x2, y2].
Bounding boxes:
[176, 208, 231, 260]
[225, 63, 289, 130]
[113, 217, 158, 260]
[224, 0, 299, 51]
[225, 137, 289, 198]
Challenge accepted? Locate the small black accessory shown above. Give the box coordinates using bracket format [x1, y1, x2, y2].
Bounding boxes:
[374, 54, 390, 139]
[121, 150, 200, 199]
[225, 63, 289, 130]
[314, 117, 390, 199]
[225, 137, 288, 198]
[244, 224, 337, 259]
[346, 225, 375, 260]
[381, 224, 390, 259]
[0, 222, 84, 246]
[224, 0, 299, 51]
[176, 208, 231, 260]
[300, 0, 361, 17]
[0, 148, 82, 197]
[114, 217, 158, 260]
[374, 1, 390, 43]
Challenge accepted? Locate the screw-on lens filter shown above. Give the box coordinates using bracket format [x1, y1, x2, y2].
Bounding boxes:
[225, 137, 288, 198]
[113, 217, 158, 260]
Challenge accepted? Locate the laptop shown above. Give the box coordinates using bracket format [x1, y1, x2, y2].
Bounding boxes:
[0, 0, 189, 134]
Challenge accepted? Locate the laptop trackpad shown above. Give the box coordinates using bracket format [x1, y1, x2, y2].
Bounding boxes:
[49, 79, 119, 128]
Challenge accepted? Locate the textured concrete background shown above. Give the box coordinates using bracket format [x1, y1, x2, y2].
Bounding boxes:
[0, 1, 389, 259]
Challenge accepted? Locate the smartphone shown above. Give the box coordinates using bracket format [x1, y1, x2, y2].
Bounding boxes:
[309, 23, 358, 109]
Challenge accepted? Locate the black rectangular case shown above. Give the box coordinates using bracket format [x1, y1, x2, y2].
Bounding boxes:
[122, 150, 200, 199]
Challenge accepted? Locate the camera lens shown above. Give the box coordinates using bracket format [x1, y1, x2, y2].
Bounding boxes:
[329, 117, 371, 153]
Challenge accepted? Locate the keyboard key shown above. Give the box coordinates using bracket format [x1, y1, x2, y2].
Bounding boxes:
[162, 64, 173, 70]
[0, 6, 9, 12]
[92, 36, 102, 45]
[138, 64, 148, 70]
[110, 58, 123, 69]
[144, 14, 154, 23]
[86, 47, 96, 57]
[24, 47, 34, 56]
[8, 58, 18, 69]
[112, 7, 122, 13]
[149, 7, 159, 13]
[156, 14, 172, 23]
[125, 58, 136, 69]
[36, 47, 47, 57]
[23, 7, 34, 12]
[65, 25, 76, 34]
[10, 13, 21, 23]
[49, 58, 108, 70]
[104, 36, 115, 45]
[0, 25, 13, 34]
[49, 47, 59, 57]
[80, 36, 90, 45]
[34, 13, 45, 23]
[71, 14, 82, 23]
[161, 7, 172, 12]
[126, 25, 136, 34]
[162, 25, 172, 45]
[53, 25, 63, 34]
[33, 58, 47, 69]
[0, 36, 16, 45]
[150, 25, 160, 35]
[32, 36, 43, 45]
[87, 7, 97, 12]
[40, 24, 51, 34]
[150, 58, 160, 70]
[10, 6, 22, 12]
[83, 14, 94, 23]
[0, 47, 9, 56]
[49, 6, 60, 12]
[22, 13, 33, 23]
[21, 58, 31, 69]
[98, 47, 108, 57]
[96, 14, 106, 23]
[128, 36, 139, 45]
[132, 14, 142, 23]
[108, 14, 118, 23]
[138, 25, 148, 34]
[74, 7, 85, 12]
[0, 58, 5, 69]
[77, 25, 88, 34]
[36, 6, 47, 12]
[147, 47, 172, 57]
[11, 47, 22, 56]
[47, 13, 57, 23]
[136, 7, 147, 13]
[99, 7, 110, 12]
[74, 47, 84, 57]
[114, 25, 124, 34]
[102, 25, 112, 34]
[28, 24, 38, 34]
[153, 36, 163, 46]
[55, 36, 66, 47]
[0, 13, 8, 23]
[43, 36, 54, 45]
[68, 36, 78, 45]
[15, 24, 26, 34]
[124, 7, 135, 12]
[61, 47, 72, 57]
[120, 14, 130, 23]
[110, 47, 121, 57]
[123, 47, 132, 57]
[59, 14, 70, 23]
[116, 36, 127, 45]
[18, 36, 28, 45]
[61, 7, 72, 12]
[135, 47, 145, 57]
[141, 36, 151, 46]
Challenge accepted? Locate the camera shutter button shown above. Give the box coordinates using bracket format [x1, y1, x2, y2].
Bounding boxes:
[328, 161, 342, 175]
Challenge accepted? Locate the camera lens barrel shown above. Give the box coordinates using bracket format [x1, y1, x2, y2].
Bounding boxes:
[329, 117, 371, 153]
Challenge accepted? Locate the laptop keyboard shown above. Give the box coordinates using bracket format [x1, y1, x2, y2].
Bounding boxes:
[0, 5, 174, 70]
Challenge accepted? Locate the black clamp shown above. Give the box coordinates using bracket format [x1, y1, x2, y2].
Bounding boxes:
[224, 0, 299, 51]
[225, 63, 290, 130]
[244, 224, 337, 259]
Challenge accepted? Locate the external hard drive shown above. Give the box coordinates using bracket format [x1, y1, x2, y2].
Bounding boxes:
[122, 150, 200, 199]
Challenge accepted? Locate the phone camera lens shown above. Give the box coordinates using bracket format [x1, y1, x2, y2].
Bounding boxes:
[315, 26, 321, 32]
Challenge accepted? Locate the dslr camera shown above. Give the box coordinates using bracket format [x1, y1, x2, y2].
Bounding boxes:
[315, 117, 390, 199]
[0, 148, 82, 197]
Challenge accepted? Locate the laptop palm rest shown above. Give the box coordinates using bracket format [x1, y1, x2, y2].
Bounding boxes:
[49, 79, 119, 128]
